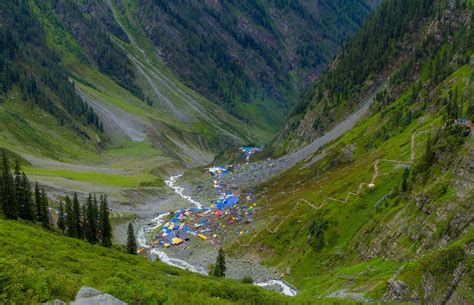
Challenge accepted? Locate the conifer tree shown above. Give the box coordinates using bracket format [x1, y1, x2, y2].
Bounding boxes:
[424, 133, 435, 165]
[0, 154, 4, 215]
[40, 189, 50, 229]
[20, 173, 34, 221]
[401, 167, 409, 192]
[1, 152, 18, 220]
[93, 195, 99, 240]
[34, 182, 42, 221]
[58, 201, 65, 233]
[99, 195, 112, 247]
[65, 195, 75, 237]
[72, 192, 82, 239]
[14, 161, 23, 217]
[212, 247, 226, 277]
[127, 222, 137, 255]
[85, 194, 98, 244]
[82, 205, 88, 241]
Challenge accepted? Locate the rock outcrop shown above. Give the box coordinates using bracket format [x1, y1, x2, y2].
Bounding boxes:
[45, 287, 127, 305]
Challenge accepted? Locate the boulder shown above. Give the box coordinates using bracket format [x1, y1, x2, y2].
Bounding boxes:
[71, 287, 127, 305]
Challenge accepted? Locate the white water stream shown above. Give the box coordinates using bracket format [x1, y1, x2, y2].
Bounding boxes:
[255, 280, 298, 297]
[137, 175, 297, 296]
[164, 175, 203, 209]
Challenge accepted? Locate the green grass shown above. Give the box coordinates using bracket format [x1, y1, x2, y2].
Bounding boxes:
[0, 94, 100, 162]
[0, 219, 296, 305]
[106, 140, 160, 159]
[229, 64, 474, 301]
[24, 167, 161, 188]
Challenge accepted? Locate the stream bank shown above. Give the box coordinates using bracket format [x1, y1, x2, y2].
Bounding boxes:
[136, 174, 297, 296]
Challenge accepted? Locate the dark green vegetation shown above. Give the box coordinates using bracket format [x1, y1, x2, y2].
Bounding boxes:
[0, 152, 45, 225]
[127, 222, 138, 255]
[231, 0, 473, 303]
[0, 151, 113, 248]
[0, 0, 472, 304]
[0, 1, 103, 136]
[0, 219, 301, 305]
[129, 0, 374, 131]
[212, 247, 227, 278]
[275, 0, 473, 154]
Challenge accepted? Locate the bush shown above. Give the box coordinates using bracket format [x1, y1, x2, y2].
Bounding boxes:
[241, 275, 254, 284]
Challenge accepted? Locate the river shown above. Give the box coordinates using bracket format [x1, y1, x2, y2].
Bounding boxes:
[137, 175, 298, 297]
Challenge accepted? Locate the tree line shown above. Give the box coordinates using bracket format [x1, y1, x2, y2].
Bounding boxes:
[0, 152, 112, 248]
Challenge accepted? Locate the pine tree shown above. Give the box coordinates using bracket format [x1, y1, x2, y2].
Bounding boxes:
[212, 247, 226, 277]
[82, 205, 88, 240]
[401, 167, 409, 192]
[1, 152, 18, 220]
[99, 195, 112, 247]
[58, 200, 65, 233]
[65, 196, 75, 237]
[40, 189, 50, 229]
[85, 194, 98, 244]
[93, 195, 99, 241]
[424, 133, 435, 165]
[72, 192, 82, 239]
[127, 222, 137, 255]
[14, 161, 23, 217]
[20, 173, 34, 221]
[34, 182, 41, 221]
[0, 153, 4, 215]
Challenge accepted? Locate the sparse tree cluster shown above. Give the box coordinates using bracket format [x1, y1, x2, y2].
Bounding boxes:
[64, 193, 112, 247]
[0, 151, 112, 248]
[0, 153, 44, 224]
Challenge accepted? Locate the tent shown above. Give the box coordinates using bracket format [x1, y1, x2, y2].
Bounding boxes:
[172, 238, 184, 245]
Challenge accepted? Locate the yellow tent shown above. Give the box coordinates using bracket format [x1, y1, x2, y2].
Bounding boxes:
[172, 238, 183, 245]
[198, 234, 208, 240]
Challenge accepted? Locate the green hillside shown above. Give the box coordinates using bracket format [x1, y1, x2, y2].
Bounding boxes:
[0, 0, 472, 304]
[273, 0, 472, 154]
[229, 0, 473, 303]
[0, 0, 264, 204]
[0, 219, 297, 305]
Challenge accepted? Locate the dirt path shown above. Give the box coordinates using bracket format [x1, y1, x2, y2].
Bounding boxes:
[328, 129, 430, 204]
[243, 127, 432, 247]
[411, 130, 431, 162]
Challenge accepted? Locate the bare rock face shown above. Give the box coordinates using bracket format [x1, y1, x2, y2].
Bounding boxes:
[382, 276, 418, 303]
[71, 287, 127, 305]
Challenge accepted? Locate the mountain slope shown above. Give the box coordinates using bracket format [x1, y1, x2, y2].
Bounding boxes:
[274, 0, 460, 154]
[0, 0, 377, 206]
[0, 219, 296, 305]
[0, 0, 259, 210]
[229, 0, 473, 303]
[121, 0, 374, 131]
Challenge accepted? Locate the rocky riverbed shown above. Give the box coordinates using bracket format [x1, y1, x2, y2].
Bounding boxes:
[133, 174, 297, 296]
